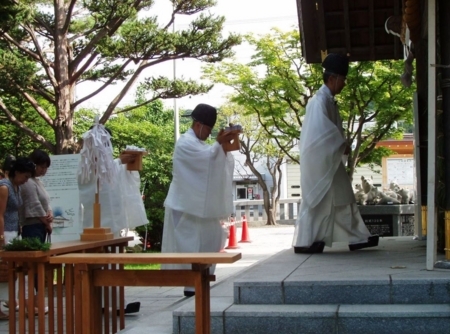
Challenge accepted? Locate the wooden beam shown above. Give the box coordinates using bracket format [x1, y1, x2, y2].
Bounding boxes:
[343, 0, 351, 56]
[317, 0, 328, 60]
[92, 269, 213, 287]
[50, 252, 242, 265]
[369, 0, 375, 59]
[393, 0, 401, 59]
[297, 0, 321, 63]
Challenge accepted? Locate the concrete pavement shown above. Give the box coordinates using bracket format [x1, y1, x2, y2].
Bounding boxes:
[120, 225, 295, 333]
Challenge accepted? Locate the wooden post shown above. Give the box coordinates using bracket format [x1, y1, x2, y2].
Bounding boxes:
[93, 187, 100, 229]
[80, 179, 114, 241]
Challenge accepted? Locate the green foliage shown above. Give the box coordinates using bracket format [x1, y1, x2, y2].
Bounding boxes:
[0, 96, 55, 159]
[204, 28, 414, 177]
[3, 237, 51, 251]
[0, 0, 241, 153]
[124, 263, 160, 270]
[203, 29, 320, 162]
[0, 1, 32, 32]
[339, 60, 414, 174]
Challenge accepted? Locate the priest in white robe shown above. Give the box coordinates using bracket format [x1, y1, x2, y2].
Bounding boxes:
[292, 53, 379, 254]
[162, 103, 235, 297]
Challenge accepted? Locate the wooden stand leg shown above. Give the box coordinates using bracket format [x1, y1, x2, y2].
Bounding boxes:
[194, 265, 212, 334]
[47, 266, 54, 334]
[8, 261, 16, 334]
[78, 265, 93, 334]
[27, 265, 35, 334]
[18, 267, 26, 334]
[58, 265, 67, 334]
[72, 265, 81, 334]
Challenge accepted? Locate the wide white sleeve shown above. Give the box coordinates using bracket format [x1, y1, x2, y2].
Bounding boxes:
[165, 136, 234, 219]
[119, 166, 149, 229]
[299, 96, 346, 208]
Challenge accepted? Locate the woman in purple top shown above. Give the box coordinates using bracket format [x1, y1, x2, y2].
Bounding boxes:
[0, 157, 35, 319]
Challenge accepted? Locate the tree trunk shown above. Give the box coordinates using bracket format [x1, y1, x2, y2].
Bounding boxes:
[263, 189, 276, 225]
[268, 194, 277, 226]
[54, 0, 75, 154]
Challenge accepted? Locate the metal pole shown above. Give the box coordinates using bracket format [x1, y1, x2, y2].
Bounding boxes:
[173, 6, 180, 142]
[426, 0, 437, 270]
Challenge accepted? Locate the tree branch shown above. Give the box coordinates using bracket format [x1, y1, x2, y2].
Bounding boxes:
[63, 0, 77, 32]
[100, 59, 149, 123]
[0, 99, 55, 152]
[113, 95, 163, 115]
[1, 32, 42, 63]
[71, 0, 144, 72]
[22, 24, 58, 89]
[73, 58, 133, 108]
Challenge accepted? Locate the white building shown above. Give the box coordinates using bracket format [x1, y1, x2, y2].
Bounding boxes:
[231, 151, 382, 202]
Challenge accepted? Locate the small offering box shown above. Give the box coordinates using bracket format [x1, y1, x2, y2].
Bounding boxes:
[222, 132, 241, 152]
[122, 150, 148, 171]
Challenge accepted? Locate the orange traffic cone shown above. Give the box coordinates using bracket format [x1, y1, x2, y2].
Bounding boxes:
[226, 218, 240, 249]
[239, 215, 252, 243]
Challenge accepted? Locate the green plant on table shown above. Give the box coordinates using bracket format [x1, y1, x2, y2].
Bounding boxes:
[3, 237, 51, 251]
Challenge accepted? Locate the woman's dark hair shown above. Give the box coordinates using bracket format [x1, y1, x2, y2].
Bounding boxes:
[9, 157, 36, 179]
[29, 149, 51, 168]
[2, 155, 16, 172]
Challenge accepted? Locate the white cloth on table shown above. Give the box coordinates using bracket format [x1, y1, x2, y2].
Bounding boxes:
[79, 159, 148, 236]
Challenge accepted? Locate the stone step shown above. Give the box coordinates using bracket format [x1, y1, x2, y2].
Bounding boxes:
[232, 246, 450, 305]
[173, 301, 450, 334]
[234, 277, 450, 305]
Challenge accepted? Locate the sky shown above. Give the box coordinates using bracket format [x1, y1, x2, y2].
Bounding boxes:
[76, 0, 299, 112]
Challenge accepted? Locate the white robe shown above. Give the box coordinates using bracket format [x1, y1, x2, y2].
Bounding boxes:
[162, 129, 234, 272]
[79, 159, 148, 236]
[292, 85, 371, 248]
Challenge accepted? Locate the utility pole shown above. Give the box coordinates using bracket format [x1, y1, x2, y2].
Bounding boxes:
[173, 6, 180, 142]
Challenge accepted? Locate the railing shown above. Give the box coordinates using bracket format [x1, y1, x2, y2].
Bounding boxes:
[0, 237, 132, 334]
[233, 199, 416, 236]
[233, 198, 301, 225]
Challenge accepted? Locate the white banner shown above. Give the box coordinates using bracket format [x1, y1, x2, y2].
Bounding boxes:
[40, 154, 82, 242]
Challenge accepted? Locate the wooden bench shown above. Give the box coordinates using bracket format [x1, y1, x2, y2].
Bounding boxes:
[49, 252, 241, 334]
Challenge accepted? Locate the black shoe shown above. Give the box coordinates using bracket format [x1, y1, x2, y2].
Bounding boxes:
[184, 291, 195, 297]
[349, 235, 379, 251]
[102, 302, 141, 316]
[294, 241, 325, 254]
[124, 302, 140, 314]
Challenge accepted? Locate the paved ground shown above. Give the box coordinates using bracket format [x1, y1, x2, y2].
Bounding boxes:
[121, 225, 295, 333]
[0, 225, 295, 333]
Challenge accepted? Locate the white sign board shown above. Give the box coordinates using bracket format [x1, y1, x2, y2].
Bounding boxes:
[40, 154, 82, 242]
[386, 158, 415, 187]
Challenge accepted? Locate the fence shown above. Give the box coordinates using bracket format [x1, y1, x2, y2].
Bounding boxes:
[233, 198, 301, 225]
[233, 199, 416, 236]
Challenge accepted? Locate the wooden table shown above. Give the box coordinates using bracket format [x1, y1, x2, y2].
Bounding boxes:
[0, 237, 132, 334]
[49, 252, 241, 334]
